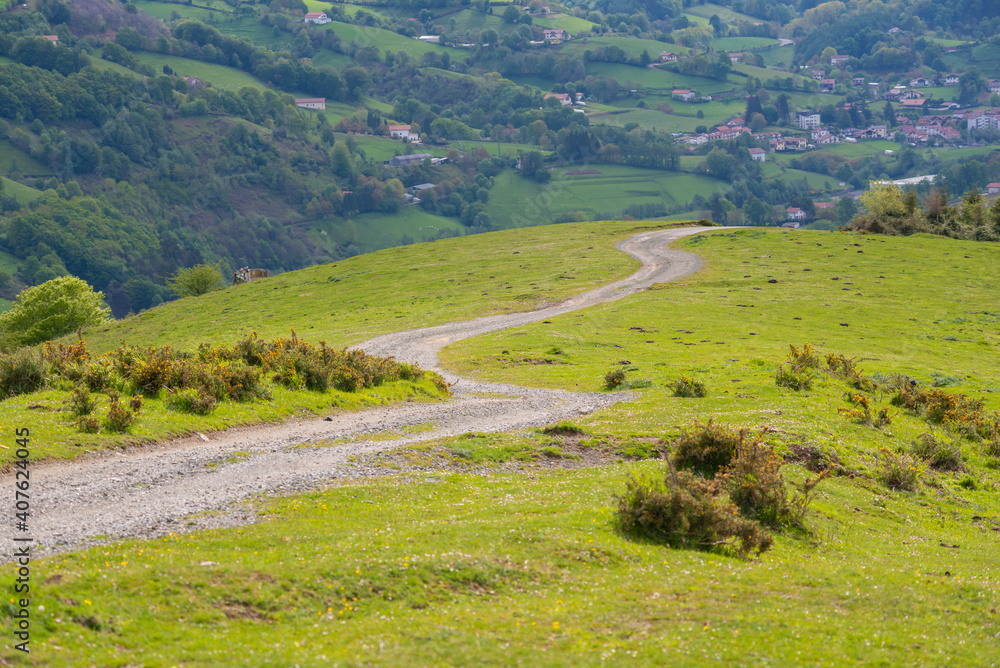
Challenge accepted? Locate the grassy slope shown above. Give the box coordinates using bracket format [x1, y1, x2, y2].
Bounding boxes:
[4, 226, 998, 665]
[0, 222, 654, 466]
[0, 139, 55, 176]
[74, 221, 647, 355]
[131, 52, 268, 92]
[0, 176, 41, 203]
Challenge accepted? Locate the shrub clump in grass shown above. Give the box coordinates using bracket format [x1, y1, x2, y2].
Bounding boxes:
[66, 384, 98, 417]
[103, 391, 140, 433]
[876, 448, 921, 491]
[775, 364, 813, 391]
[723, 439, 827, 529]
[166, 387, 218, 415]
[839, 392, 892, 429]
[0, 349, 46, 400]
[671, 421, 748, 478]
[670, 376, 706, 398]
[910, 433, 963, 471]
[615, 464, 772, 558]
[604, 368, 626, 390]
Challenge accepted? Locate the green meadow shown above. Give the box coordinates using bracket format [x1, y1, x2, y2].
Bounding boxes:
[686, 2, 762, 24]
[532, 13, 600, 33]
[323, 20, 453, 57]
[711, 36, 780, 51]
[130, 52, 268, 92]
[3, 224, 998, 665]
[0, 176, 41, 203]
[0, 139, 55, 176]
[485, 167, 729, 225]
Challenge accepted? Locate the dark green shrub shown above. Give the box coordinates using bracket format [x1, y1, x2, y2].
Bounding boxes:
[723, 441, 825, 528]
[166, 387, 217, 415]
[0, 349, 46, 399]
[76, 416, 100, 433]
[103, 392, 138, 433]
[67, 384, 97, 417]
[910, 433, 963, 471]
[604, 368, 626, 390]
[670, 376, 706, 398]
[775, 364, 813, 391]
[876, 448, 920, 491]
[615, 464, 772, 558]
[671, 421, 747, 478]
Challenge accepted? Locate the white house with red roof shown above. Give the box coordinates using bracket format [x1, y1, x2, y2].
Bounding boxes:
[786, 207, 807, 221]
[672, 89, 697, 101]
[304, 11, 331, 24]
[389, 124, 419, 141]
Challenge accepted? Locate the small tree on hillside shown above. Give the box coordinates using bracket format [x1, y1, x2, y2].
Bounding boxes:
[168, 264, 225, 298]
[0, 276, 111, 349]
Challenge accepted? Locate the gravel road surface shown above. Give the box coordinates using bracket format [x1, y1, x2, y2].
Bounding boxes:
[1, 226, 713, 560]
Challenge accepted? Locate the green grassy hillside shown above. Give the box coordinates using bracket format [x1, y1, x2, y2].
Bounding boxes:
[2, 225, 998, 666]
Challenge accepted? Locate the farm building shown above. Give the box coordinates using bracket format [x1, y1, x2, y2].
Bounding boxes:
[294, 98, 326, 111]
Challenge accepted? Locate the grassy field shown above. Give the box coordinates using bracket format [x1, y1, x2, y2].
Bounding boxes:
[438, 8, 509, 35]
[0, 222, 658, 467]
[761, 163, 836, 190]
[0, 140, 55, 176]
[0, 247, 19, 274]
[3, 225, 998, 665]
[711, 36, 780, 51]
[323, 20, 454, 57]
[131, 52, 269, 92]
[561, 35, 686, 60]
[532, 13, 600, 33]
[0, 176, 41, 203]
[686, 2, 763, 24]
[804, 140, 901, 159]
[587, 62, 735, 94]
[311, 204, 467, 254]
[486, 167, 728, 225]
[66, 222, 652, 356]
[757, 43, 795, 67]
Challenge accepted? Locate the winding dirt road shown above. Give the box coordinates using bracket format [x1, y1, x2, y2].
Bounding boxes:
[1, 226, 713, 560]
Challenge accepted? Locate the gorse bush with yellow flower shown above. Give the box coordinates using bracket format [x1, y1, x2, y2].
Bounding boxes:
[0, 332, 446, 435]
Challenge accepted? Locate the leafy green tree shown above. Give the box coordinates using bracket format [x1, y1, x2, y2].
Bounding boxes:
[503, 5, 520, 23]
[168, 264, 225, 297]
[0, 276, 111, 349]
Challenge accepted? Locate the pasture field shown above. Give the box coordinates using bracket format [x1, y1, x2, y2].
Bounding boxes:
[323, 20, 454, 57]
[734, 63, 813, 88]
[0, 247, 19, 274]
[686, 2, 763, 24]
[0, 140, 54, 176]
[532, 13, 600, 33]
[486, 167, 728, 226]
[84, 57, 143, 79]
[322, 205, 467, 254]
[920, 145, 1000, 162]
[437, 8, 509, 35]
[131, 52, 269, 92]
[757, 43, 794, 67]
[0, 175, 40, 203]
[805, 140, 900, 159]
[133, 0, 220, 22]
[561, 35, 687, 60]
[586, 62, 735, 94]
[4, 226, 998, 665]
[309, 50, 356, 71]
[711, 36, 780, 51]
[761, 163, 836, 190]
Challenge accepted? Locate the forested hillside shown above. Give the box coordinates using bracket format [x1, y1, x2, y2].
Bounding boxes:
[1, 0, 999, 317]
